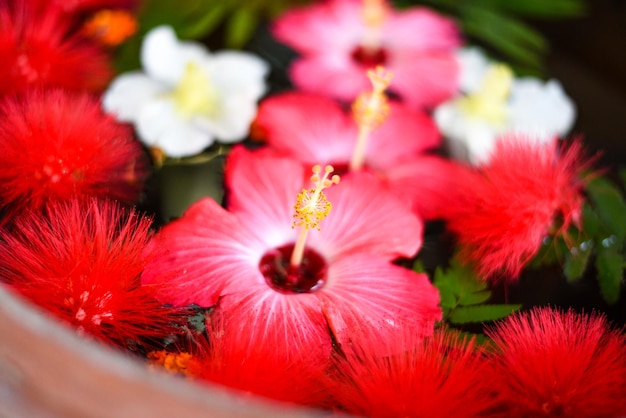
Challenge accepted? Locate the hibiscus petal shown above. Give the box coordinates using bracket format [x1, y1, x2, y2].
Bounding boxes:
[102, 72, 166, 122]
[385, 155, 470, 220]
[366, 102, 440, 171]
[384, 7, 461, 50]
[318, 254, 441, 347]
[141, 197, 264, 307]
[272, 0, 361, 55]
[254, 92, 356, 164]
[392, 51, 459, 109]
[224, 147, 302, 248]
[310, 171, 423, 260]
[290, 56, 370, 103]
[218, 286, 332, 364]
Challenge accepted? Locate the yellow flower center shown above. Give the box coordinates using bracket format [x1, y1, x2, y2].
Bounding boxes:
[81, 10, 137, 47]
[290, 165, 340, 267]
[170, 62, 218, 119]
[350, 66, 393, 170]
[458, 64, 513, 125]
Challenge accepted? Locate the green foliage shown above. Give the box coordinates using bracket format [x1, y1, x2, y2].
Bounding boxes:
[532, 175, 626, 304]
[428, 259, 522, 324]
[394, 0, 586, 75]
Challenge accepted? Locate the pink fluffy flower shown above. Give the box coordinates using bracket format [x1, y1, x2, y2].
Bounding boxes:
[253, 90, 463, 220]
[272, 0, 460, 108]
[328, 330, 499, 417]
[0, 199, 183, 350]
[0, 1, 112, 93]
[442, 136, 590, 281]
[142, 146, 441, 361]
[487, 307, 626, 417]
[0, 89, 148, 221]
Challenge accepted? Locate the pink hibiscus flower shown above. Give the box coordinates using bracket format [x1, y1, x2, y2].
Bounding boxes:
[272, 0, 461, 108]
[253, 88, 464, 220]
[142, 146, 441, 360]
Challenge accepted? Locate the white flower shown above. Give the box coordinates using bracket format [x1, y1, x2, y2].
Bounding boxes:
[103, 25, 269, 158]
[434, 47, 576, 164]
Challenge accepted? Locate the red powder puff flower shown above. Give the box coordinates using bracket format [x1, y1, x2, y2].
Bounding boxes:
[142, 146, 441, 364]
[186, 309, 332, 407]
[442, 136, 590, 281]
[487, 307, 626, 417]
[272, 0, 460, 109]
[0, 89, 147, 220]
[0, 1, 112, 93]
[253, 88, 461, 220]
[0, 199, 183, 349]
[328, 329, 499, 417]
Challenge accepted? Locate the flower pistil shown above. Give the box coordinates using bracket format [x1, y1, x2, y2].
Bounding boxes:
[290, 165, 340, 267]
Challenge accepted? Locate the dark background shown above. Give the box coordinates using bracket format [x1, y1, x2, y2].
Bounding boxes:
[535, 0, 626, 167]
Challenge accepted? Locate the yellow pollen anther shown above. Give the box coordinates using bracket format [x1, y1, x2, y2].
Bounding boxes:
[290, 165, 340, 268]
[350, 66, 393, 170]
[293, 165, 340, 231]
[352, 66, 393, 129]
[81, 10, 137, 47]
[459, 64, 513, 125]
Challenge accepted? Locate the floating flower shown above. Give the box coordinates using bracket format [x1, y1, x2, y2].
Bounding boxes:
[272, 0, 460, 109]
[0, 1, 113, 93]
[103, 25, 269, 158]
[442, 136, 590, 281]
[142, 146, 441, 360]
[253, 67, 460, 220]
[0, 89, 147, 220]
[0, 199, 182, 349]
[487, 307, 626, 417]
[435, 47, 576, 163]
[187, 310, 332, 407]
[328, 330, 499, 417]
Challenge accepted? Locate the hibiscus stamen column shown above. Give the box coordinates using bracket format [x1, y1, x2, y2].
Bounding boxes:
[360, 0, 388, 59]
[290, 165, 340, 270]
[349, 66, 393, 171]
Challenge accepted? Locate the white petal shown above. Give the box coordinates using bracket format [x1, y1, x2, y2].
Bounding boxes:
[197, 95, 258, 142]
[508, 78, 576, 139]
[136, 99, 214, 157]
[141, 25, 208, 84]
[209, 51, 269, 95]
[456, 47, 491, 93]
[102, 72, 166, 122]
[434, 102, 499, 164]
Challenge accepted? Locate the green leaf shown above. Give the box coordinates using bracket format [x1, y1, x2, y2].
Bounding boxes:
[225, 8, 259, 48]
[595, 247, 623, 305]
[563, 239, 593, 282]
[461, 5, 547, 68]
[586, 177, 626, 244]
[458, 290, 492, 305]
[582, 202, 603, 237]
[448, 304, 522, 324]
[477, 0, 585, 18]
[178, 3, 232, 39]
